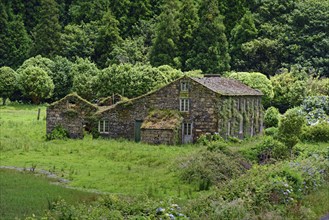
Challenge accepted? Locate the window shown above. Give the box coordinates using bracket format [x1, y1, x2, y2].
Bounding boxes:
[98, 120, 109, 133]
[180, 98, 189, 112]
[183, 123, 192, 135]
[180, 81, 189, 91]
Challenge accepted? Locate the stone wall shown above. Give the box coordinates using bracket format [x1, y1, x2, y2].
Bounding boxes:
[97, 77, 219, 143]
[96, 76, 263, 143]
[141, 129, 177, 145]
[216, 95, 263, 139]
[46, 94, 98, 138]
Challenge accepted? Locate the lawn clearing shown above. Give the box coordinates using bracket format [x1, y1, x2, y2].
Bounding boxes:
[0, 104, 200, 199]
[0, 169, 96, 219]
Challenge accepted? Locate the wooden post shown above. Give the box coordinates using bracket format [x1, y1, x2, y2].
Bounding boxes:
[37, 108, 41, 120]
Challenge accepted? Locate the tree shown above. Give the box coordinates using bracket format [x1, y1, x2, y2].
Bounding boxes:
[186, 0, 230, 74]
[31, 0, 62, 57]
[178, 0, 199, 71]
[0, 66, 18, 105]
[271, 67, 307, 112]
[71, 58, 100, 100]
[150, 0, 181, 68]
[18, 66, 54, 104]
[59, 22, 97, 60]
[278, 108, 305, 156]
[264, 106, 280, 128]
[110, 36, 150, 65]
[230, 10, 258, 71]
[94, 10, 123, 68]
[0, 2, 31, 69]
[51, 56, 74, 100]
[16, 55, 55, 76]
[228, 72, 274, 107]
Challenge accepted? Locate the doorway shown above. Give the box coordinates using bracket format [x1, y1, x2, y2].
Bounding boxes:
[182, 122, 193, 144]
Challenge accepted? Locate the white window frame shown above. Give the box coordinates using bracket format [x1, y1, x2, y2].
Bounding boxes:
[180, 81, 189, 92]
[98, 120, 109, 133]
[180, 98, 190, 112]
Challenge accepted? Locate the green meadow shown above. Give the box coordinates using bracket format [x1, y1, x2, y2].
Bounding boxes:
[1, 104, 328, 219]
[0, 104, 199, 198]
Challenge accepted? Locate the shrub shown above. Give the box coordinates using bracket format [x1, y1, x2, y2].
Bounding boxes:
[301, 96, 329, 125]
[278, 108, 305, 153]
[178, 150, 247, 190]
[301, 122, 329, 142]
[264, 127, 279, 137]
[264, 106, 280, 128]
[240, 136, 288, 163]
[46, 125, 69, 140]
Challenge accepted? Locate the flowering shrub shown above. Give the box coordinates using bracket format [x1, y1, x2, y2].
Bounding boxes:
[301, 96, 329, 125]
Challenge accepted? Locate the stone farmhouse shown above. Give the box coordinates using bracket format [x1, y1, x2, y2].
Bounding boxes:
[46, 75, 263, 145]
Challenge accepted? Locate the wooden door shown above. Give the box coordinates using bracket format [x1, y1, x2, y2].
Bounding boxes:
[134, 120, 143, 142]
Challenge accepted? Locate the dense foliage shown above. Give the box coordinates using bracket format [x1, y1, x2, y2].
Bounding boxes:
[1, 0, 328, 78]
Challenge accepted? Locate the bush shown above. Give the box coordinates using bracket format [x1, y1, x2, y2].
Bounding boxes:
[240, 136, 288, 163]
[264, 127, 278, 137]
[178, 150, 247, 191]
[278, 108, 306, 152]
[264, 106, 280, 128]
[301, 122, 329, 142]
[301, 96, 329, 125]
[46, 125, 69, 140]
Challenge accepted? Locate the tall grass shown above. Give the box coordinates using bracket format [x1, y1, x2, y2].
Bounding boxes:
[0, 104, 199, 198]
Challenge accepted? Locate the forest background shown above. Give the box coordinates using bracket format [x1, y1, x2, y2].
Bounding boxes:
[0, 0, 328, 110]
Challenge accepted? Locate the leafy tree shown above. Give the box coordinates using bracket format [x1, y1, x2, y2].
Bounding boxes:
[0, 66, 18, 105]
[240, 38, 284, 76]
[31, 0, 62, 57]
[278, 108, 305, 156]
[178, 0, 199, 71]
[71, 58, 100, 100]
[110, 36, 150, 65]
[0, 2, 31, 68]
[219, 0, 249, 37]
[59, 22, 97, 60]
[69, 0, 110, 23]
[95, 64, 184, 98]
[150, 0, 181, 68]
[271, 68, 307, 112]
[186, 0, 230, 74]
[18, 66, 54, 104]
[228, 72, 274, 107]
[51, 56, 74, 100]
[230, 10, 258, 71]
[264, 107, 280, 128]
[17, 55, 55, 77]
[94, 10, 123, 68]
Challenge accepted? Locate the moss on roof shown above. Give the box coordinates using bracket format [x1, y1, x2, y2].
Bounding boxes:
[48, 93, 99, 110]
[141, 110, 183, 130]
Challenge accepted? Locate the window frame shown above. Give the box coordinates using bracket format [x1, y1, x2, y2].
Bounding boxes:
[183, 122, 192, 135]
[98, 119, 109, 134]
[180, 81, 189, 92]
[180, 98, 190, 112]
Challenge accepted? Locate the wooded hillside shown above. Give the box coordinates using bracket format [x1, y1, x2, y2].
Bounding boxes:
[1, 0, 328, 76]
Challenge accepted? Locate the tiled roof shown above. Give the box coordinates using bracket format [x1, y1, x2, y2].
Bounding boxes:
[191, 77, 263, 96]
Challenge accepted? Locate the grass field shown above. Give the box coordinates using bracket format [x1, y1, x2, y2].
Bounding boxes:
[1, 103, 328, 219]
[0, 104, 200, 198]
[0, 169, 96, 219]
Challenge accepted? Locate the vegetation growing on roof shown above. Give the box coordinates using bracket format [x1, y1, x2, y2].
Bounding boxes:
[141, 110, 183, 130]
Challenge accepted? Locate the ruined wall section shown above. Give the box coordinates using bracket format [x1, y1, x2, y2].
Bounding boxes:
[46, 94, 98, 138]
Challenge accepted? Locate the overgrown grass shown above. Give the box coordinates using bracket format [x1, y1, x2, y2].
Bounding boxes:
[0, 104, 199, 199]
[0, 169, 96, 219]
